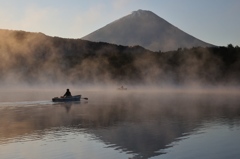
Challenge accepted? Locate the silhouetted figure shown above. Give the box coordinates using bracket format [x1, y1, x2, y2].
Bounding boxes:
[63, 89, 72, 98]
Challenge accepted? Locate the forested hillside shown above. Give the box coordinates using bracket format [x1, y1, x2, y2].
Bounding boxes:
[0, 29, 239, 86]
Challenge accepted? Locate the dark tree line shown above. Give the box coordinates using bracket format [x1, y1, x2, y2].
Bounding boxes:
[0, 29, 240, 86]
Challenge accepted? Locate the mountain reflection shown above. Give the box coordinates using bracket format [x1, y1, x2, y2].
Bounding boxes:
[0, 92, 240, 158]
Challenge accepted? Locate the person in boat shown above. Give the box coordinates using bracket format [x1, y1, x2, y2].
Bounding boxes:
[63, 89, 72, 98]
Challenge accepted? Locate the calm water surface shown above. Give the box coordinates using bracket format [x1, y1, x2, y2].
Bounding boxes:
[0, 89, 240, 159]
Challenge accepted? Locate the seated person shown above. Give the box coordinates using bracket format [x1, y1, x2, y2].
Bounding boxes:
[63, 89, 72, 98]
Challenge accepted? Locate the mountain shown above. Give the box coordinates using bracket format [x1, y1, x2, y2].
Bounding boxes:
[82, 9, 214, 52]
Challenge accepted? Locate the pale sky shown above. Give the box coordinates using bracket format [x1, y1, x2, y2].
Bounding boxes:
[0, 0, 239, 46]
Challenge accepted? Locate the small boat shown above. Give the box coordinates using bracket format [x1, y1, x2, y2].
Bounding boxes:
[118, 86, 127, 90]
[52, 95, 81, 102]
[118, 87, 127, 90]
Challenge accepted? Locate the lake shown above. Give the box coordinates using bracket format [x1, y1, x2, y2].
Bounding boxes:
[0, 88, 240, 159]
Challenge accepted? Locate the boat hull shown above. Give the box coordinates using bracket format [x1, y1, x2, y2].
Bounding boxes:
[118, 88, 127, 90]
[52, 95, 81, 102]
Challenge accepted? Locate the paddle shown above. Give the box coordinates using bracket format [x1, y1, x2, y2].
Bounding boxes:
[83, 97, 88, 100]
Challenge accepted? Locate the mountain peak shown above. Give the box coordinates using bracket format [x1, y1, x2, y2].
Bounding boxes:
[131, 9, 152, 16]
[82, 10, 214, 52]
[129, 9, 160, 21]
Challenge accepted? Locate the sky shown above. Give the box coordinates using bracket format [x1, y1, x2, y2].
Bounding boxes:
[0, 0, 239, 46]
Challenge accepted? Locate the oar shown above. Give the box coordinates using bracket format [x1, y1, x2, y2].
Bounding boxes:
[83, 97, 88, 100]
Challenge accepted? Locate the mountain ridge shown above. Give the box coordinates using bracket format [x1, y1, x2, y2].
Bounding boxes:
[82, 9, 214, 52]
[0, 29, 239, 86]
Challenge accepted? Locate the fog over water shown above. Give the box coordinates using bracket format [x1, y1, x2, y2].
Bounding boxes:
[0, 89, 240, 159]
[0, 29, 240, 158]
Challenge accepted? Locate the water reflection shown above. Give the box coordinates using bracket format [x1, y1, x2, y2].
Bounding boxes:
[0, 91, 240, 158]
